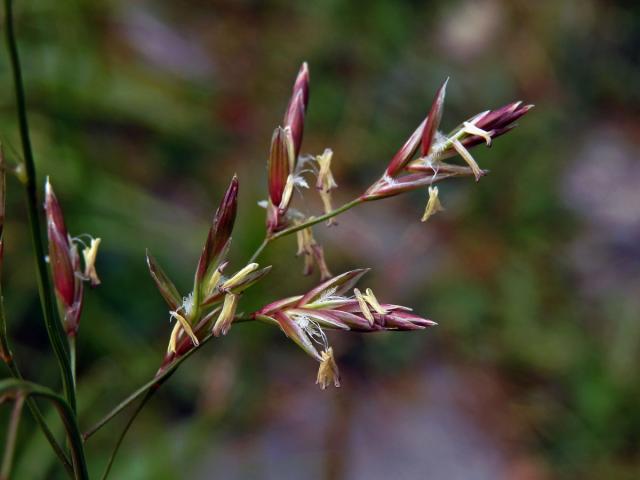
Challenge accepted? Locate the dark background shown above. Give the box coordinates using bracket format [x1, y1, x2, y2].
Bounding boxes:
[1, 0, 639, 478]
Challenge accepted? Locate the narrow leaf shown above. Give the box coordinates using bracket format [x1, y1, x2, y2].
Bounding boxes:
[146, 251, 182, 311]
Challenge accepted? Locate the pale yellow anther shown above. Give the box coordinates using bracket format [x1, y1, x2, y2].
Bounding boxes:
[212, 293, 239, 337]
[294, 226, 330, 278]
[279, 175, 295, 210]
[205, 266, 224, 296]
[296, 226, 314, 256]
[421, 186, 445, 223]
[462, 121, 492, 146]
[316, 149, 338, 224]
[221, 263, 259, 291]
[452, 139, 483, 181]
[316, 347, 340, 389]
[284, 126, 296, 173]
[319, 190, 334, 223]
[169, 311, 199, 350]
[82, 238, 101, 286]
[167, 321, 181, 354]
[316, 149, 337, 191]
[354, 288, 374, 325]
[364, 288, 387, 314]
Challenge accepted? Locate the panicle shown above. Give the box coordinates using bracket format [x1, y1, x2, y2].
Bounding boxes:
[149, 175, 271, 368]
[254, 269, 435, 388]
[369, 79, 531, 218]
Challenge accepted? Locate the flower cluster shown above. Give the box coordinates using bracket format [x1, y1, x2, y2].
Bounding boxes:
[265, 63, 310, 234]
[363, 79, 533, 213]
[148, 177, 270, 370]
[146, 63, 531, 387]
[44, 179, 101, 336]
[254, 269, 435, 388]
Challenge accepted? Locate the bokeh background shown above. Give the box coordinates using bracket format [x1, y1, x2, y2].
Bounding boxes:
[1, 0, 639, 478]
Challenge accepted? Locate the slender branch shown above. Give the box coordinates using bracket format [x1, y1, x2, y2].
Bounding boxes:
[249, 197, 364, 263]
[0, 330, 74, 476]
[1, 394, 25, 480]
[0, 150, 73, 473]
[83, 330, 217, 440]
[3, 0, 76, 412]
[0, 379, 88, 480]
[82, 371, 163, 441]
[272, 198, 363, 240]
[69, 336, 76, 391]
[100, 382, 163, 480]
[248, 237, 269, 263]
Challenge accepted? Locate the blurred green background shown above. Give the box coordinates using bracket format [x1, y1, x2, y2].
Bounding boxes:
[1, 0, 639, 478]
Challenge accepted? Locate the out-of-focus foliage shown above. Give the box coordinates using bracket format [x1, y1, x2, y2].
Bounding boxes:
[1, 0, 639, 479]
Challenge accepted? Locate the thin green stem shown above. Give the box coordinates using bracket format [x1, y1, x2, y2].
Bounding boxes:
[0, 149, 73, 474]
[83, 330, 218, 441]
[83, 317, 254, 440]
[82, 371, 162, 441]
[0, 350, 74, 476]
[0, 379, 88, 480]
[1, 394, 25, 480]
[272, 198, 363, 240]
[3, 0, 76, 412]
[100, 382, 163, 480]
[248, 237, 269, 263]
[69, 336, 76, 391]
[249, 198, 364, 263]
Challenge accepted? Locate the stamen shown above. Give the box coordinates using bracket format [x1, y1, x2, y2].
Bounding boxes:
[452, 139, 483, 181]
[169, 310, 199, 347]
[220, 263, 259, 291]
[316, 149, 337, 224]
[167, 321, 182, 354]
[316, 347, 340, 389]
[205, 263, 226, 296]
[82, 238, 101, 287]
[212, 293, 239, 337]
[421, 186, 445, 223]
[462, 121, 492, 145]
[279, 175, 295, 210]
[364, 288, 387, 314]
[354, 288, 374, 325]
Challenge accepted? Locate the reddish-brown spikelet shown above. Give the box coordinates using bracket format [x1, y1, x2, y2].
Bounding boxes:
[385, 118, 426, 177]
[44, 182, 74, 308]
[196, 176, 239, 284]
[462, 102, 533, 148]
[421, 78, 449, 156]
[44, 180, 84, 335]
[253, 269, 436, 376]
[267, 128, 290, 207]
[283, 62, 309, 157]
